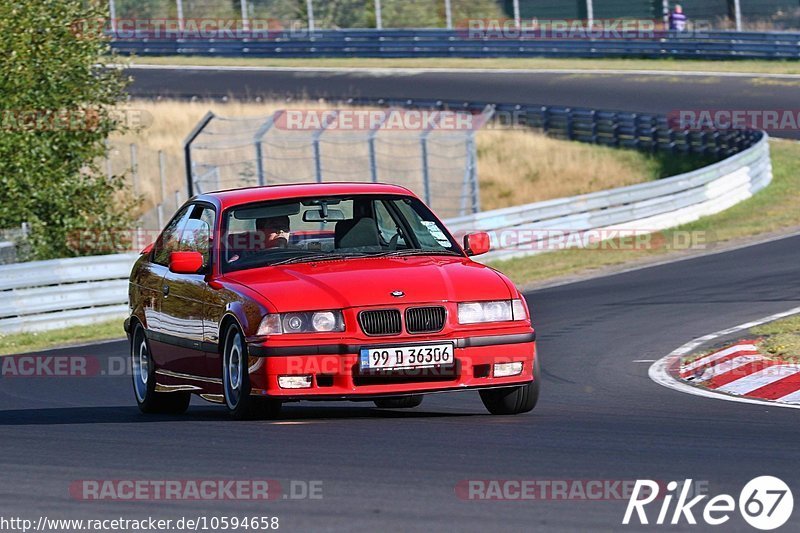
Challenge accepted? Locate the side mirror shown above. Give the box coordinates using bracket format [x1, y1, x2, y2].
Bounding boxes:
[170, 251, 204, 274]
[464, 232, 491, 256]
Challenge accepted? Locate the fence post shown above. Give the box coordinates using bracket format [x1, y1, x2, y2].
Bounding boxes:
[130, 143, 139, 196]
[732, 0, 743, 31]
[420, 112, 443, 207]
[254, 110, 283, 186]
[312, 111, 339, 183]
[368, 111, 392, 183]
[158, 151, 167, 227]
[306, 0, 315, 32]
[240, 0, 250, 32]
[444, 0, 452, 29]
[513, 0, 521, 29]
[176, 0, 185, 32]
[104, 139, 113, 179]
[375, 0, 383, 30]
[662, 0, 670, 28]
[586, 0, 594, 26]
[183, 111, 215, 198]
[108, 0, 117, 35]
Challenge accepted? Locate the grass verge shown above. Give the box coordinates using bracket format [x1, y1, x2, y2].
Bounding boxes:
[0, 320, 125, 356]
[126, 56, 800, 75]
[751, 315, 800, 363]
[489, 139, 800, 286]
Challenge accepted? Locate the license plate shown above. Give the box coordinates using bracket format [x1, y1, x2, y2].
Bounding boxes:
[360, 343, 454, 370]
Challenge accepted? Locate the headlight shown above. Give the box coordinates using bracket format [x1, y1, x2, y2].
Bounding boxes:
[458, 299, 527, 324]
[257, 311, 345, 335]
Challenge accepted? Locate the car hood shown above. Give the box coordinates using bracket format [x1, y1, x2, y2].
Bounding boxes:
[222, 256, 513, 311]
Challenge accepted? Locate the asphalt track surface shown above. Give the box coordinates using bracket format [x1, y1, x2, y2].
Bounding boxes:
[1, 234, 799, 531]
[127, 66, 800, 139]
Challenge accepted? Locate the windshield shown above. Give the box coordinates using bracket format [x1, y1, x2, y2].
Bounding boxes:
[221, 194, 462, 272]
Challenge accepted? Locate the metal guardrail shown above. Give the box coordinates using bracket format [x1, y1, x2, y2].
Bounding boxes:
[0, 254, 138, 335]
[111, 29, 800, 59]
[446, 132, 772, 262]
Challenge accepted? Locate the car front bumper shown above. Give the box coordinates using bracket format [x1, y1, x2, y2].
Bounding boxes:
[246, 332, 536, 399]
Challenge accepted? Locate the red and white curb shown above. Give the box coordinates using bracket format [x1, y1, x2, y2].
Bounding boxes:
[649, 306, 800, 410]
[681, 341, 800, 403]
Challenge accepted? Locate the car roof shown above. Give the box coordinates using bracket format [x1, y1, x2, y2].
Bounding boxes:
[194, 182, 417, 210]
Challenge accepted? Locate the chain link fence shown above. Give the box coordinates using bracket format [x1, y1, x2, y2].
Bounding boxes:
[108, 0, 800, 31]
[185, 107, 494, 219]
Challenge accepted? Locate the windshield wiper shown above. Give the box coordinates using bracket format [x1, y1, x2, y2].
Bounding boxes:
[371, 249, 463, 258]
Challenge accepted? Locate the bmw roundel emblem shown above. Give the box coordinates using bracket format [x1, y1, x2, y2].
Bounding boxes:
[391, 290, 405, 298]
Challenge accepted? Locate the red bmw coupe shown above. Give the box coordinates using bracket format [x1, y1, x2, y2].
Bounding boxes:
[125, 183, 539, 419]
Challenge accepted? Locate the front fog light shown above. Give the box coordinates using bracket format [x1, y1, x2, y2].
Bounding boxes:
[494, 362, 523, 377]
[278, 375, 313, 389]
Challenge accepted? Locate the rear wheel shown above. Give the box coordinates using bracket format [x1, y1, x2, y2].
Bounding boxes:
[479, 357, 540, 415]
[374, 395, 424, 409]
[131, 323, 190, 414]
[222, 323, 281, 420]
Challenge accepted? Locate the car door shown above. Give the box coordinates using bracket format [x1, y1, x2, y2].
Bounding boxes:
[158, 204, 216, 377]
[143, 205, 191, 368]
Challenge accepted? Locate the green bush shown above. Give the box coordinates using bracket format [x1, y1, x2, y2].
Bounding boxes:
[0, 1, 136, 261]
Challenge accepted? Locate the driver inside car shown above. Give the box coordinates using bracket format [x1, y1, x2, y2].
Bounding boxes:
[255, 215, 291, 250]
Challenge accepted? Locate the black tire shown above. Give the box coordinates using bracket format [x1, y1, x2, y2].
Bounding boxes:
[479, 357, 540, 415]
[374, 395, 424, 409]
[222, 323, 281, 420]
[131, 323, 191, 414]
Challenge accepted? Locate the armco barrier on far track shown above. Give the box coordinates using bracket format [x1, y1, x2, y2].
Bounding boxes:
[110, 29, 800, 60]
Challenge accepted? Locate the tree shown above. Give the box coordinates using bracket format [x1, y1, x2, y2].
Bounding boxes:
[0, 1, 136, 260]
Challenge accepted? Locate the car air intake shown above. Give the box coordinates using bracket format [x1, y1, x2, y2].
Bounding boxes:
[359, 309, 402, 336]
[405, 306, 446, 334]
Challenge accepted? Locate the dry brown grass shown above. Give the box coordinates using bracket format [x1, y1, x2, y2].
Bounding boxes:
[111, 100, 665, 215]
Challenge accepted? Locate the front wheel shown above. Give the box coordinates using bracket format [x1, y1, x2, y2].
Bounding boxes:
[131, 323, 190, 414]
[222, 323, 281, 420]
[479, 357, 540, 415]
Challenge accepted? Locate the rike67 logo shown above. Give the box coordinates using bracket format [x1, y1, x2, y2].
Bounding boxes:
[624, 477, 793, 530]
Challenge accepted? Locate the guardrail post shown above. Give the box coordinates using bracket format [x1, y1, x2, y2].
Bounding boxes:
[586, 0, 594, 27]
[183, 111, 215, 198]
[513, 0, 521, 29]
[444, 0, 453, 30]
